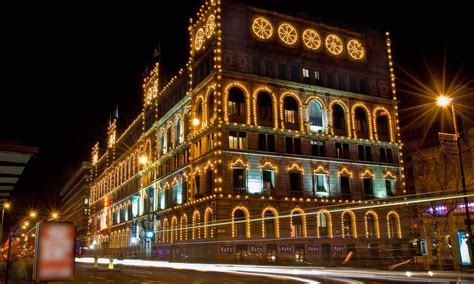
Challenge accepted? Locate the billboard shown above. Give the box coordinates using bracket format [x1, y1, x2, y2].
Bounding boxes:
[33, 222, 76, 281]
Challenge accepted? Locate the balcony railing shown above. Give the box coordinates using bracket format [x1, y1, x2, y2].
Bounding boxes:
[233, 187, 247, 195]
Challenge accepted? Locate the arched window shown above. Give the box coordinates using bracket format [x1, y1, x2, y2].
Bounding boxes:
[204, 208, 214, 239]
[228, 87, 246, 123]
[354, 107, 369, 138]
[283, 96, 299, 129]
[206, 167, 213, 195]
[234, 209, 246, 239]
[162, 218, 169, 243]
[387, 211, 401, 239]
[389, 215, 396, 239]
[343, 213, 353, 238]
[160, 131, 166, 155]
[332, 103, 347, 135]
[366, 214, 375, 239]
[317, 212, 328, 237]
[308, 99, 324, 132]
[166, 127, 172, 151]
[180, 214, 188, 241]
[175, 117, 181, 146]
[195, 100, 204, 129]
[208, 92, 215, 121]
[257, 91, 273, 127]
[375, 110, 390, 141]
[192, 211, 201, 240]
[263, 210, 275, 238]
[292, 214, 303, 238]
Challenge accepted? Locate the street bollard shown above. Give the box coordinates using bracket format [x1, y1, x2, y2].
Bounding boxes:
[94, 256, 99, 268]
[108, 258, 114, 270]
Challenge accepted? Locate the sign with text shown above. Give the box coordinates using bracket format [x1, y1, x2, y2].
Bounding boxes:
[33, 222, 76, 281]
[249, 245, 264, 254]
[280, 245, 293, 254]
[307, 245, 319, 254]
[220, 245, 234, 254]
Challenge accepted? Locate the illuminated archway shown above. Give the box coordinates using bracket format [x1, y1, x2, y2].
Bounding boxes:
[232, 205, 250, 238]
[290, 207, 307, 237]
[365, 210, 380, 239]
[341, 210, 357, 238]
[387, 211, 402, 239]
[261, 206, 280, 238]
[316, 209, 333, 238]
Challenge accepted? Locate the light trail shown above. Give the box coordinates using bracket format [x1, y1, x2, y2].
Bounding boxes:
[76, 258, 474, 283]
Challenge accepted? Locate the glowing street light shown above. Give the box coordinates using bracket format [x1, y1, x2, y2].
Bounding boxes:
[24, 222, 29, 226]
[52, 212, 58, 219]
[436, 95, 451, 107]
[30, 211, 37, 218]
[193, 118, 200, 126]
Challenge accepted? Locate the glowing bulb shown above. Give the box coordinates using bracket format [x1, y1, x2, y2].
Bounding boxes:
[24, 222, 29, 226]
[30, 212, 36, 218]
[3, 203, 10, 209]
[193, 118, 200, 126]
[405, 271, 412, 277]
[437, 95, 451, 107]
[428, 271, 433, 277]
[139, 156, 148, 165]
[52, 213, 58, 219]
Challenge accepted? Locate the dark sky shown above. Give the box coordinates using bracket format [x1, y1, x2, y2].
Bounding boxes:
[2, 1, 473, 223]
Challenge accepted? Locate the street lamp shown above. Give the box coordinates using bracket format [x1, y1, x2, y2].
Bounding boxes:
[30, 211, 37, 218]
[1, 202, 11, 241]
[436, 95, 471, 237]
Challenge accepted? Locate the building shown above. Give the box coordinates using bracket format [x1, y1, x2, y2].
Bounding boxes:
[88, 0, 412, 266]
[59, 161, 91, 254]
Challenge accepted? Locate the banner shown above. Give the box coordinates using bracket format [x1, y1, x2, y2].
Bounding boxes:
[33, 222, 76, 281]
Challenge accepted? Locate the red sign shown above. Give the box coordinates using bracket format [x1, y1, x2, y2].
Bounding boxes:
[33, 222, 76, 281]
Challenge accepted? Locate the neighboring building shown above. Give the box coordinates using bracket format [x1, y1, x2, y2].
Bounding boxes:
[89, 0, 411, 266]
[59, 161, 91, 254]
[404, 119, 474, 270]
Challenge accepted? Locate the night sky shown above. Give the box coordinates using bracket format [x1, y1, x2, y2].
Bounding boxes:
[2, 1, 473, 224]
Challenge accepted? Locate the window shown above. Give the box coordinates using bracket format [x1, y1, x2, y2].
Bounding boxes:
[340, 176, 351, 198]
[291, 65, 299, 81]
[375, 110, 390, 141]
[311, 140, 325, 157]
[358, 145, 372, 161]
[326, 72, 335, 88]
[206, 133, 214, 152]
[84, 198, 89, 205]
[289, 172, 302, 196]
[159, 191, 166, 209]
[283, 96, 299, 128]
[229, 131, 246, 150]
[338, 74, 347, 90]
[314, 70, 322, 85]
[355, 108, 368, 138]
[308, 99, 324, 132]
[194, 140, 202, 157]
[278, 62, 287, 80]
[265, 60, 274, 77]
[207, 93, 214, 122]
[349, 76, 357, 92]
[233, 168, 246, 194]
[380, 148, 394, 163]
[302, 68, 310, 83]
[291, 214, 303, 238]
[343, 214, 353, 238]
[173, 182, 183, 205]
[206, 168, 213, 195]
[228, 87, 246, 118]
[258, 134, 276, 152]
[317, 212, 328, 237]
[194, 175, 201, 196]
[264, 210, 275, 238]
[332, 104, 347, 135]
[234, 209, 246, 239]
[367, 215, 375, 239]
[314, 174, 328, 194]
[286, 137, 301, 154]
[335, 142, 350, 159]
[386, 179, 395, 196]
[252, 57, 261, 75]
[257, 92, 273, 124]
[262, 169, 275, 194]
[363, 177, 373, 197]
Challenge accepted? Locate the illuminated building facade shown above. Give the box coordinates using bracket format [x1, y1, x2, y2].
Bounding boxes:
[89, 0, 411, 265]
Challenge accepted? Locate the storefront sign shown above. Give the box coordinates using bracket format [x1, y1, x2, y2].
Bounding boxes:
[280, 245, 293, 254]
[220, 246, 234, 254]
[307, 245, 319, 254]
[33, 222, 76, 281]
[249, 245, 263, 254]
[333, 245, 344, 253]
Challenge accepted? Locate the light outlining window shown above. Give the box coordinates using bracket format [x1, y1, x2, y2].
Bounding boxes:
[373, 106, 394, 142]
[279, 91, 304, 131]
[253, 86, 279, 128]
[316, 209, 333, 238]
[204, 207, 213, 239]
[278, 22, 298, 45]
[329, 99, 351, 137]
[252, 16, 273, 40]
[341, 210, 357, 238]
[351, 103, 374, 140]
[180, 214, 188, 241]
[364, 210, 380, 239]
[205, 14, 216, 39]
[302, 28, 322, 50]
[162, 218, 169, 243]
[192, 210, 201, 240]
[290, 207, 307, 238]
[194, 28, 205, 51]
[347, 39, 365, 60]
[360, 167, 375, 179]
[170, 216, 178, 243]
[231, 205, 251, 238]
[261, 206, 280, 238]
[224, 82, 251, 124]
[387, 210, 402, 239]
[304, 95, 328, 134]
[325, 34, 343, 55]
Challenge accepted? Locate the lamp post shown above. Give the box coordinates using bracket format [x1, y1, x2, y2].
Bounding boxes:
[436, 96, 471, 237]
[1, 202, 11, 241]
